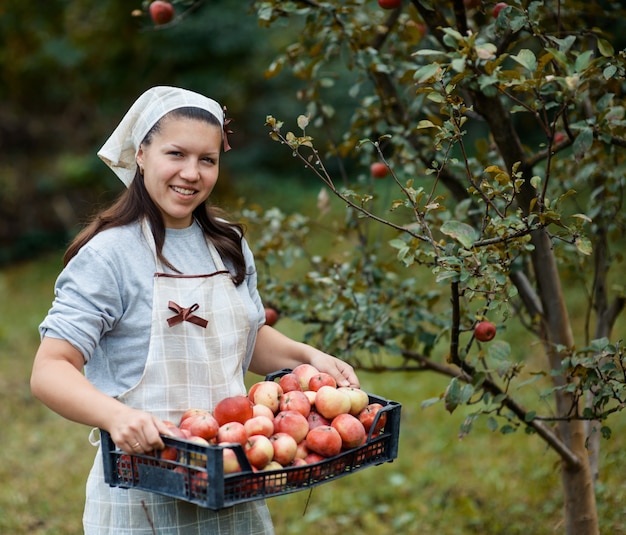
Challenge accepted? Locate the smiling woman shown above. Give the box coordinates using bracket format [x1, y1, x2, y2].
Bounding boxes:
[137, 110, 222, 229]
[29, 85, 360, 535]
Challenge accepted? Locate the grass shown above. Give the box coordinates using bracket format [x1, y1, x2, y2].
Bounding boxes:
[2, 178, 626, 533]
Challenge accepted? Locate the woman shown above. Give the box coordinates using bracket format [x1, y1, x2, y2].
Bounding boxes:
[30, 86, 359, 534]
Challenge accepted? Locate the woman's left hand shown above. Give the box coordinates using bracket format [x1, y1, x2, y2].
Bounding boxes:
[308, 350, 360, 389]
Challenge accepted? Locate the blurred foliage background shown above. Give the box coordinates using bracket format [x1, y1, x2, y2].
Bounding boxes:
[0, 0, 319, 263]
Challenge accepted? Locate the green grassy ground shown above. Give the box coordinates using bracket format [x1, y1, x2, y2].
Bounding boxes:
[2, 251, 626, 534]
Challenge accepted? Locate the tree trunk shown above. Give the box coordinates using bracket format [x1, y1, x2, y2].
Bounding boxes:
[531, 229, 599, 535]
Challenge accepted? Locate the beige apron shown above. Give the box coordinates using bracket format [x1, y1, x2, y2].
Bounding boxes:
[83, 222, 274, 534]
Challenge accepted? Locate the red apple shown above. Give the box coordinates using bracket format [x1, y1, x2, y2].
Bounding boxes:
[159, 444, 178, 462]
[278, 373, 302, 393]
[179, 408, 211, 426]
[295, 440, 310, 460]
[180, 413, 219, 441]
[358, 403, 387, 435]
[331, 413, 367, 450]
[270, 432, 298, 466]
[377, 0, 401, 9]
[474, 321, 496, 342]
[492, 2, 507, 17]
[185, 436, 210, 467]
[244, 415, 275, 438]
[217, 421, 248, 447]
[292, 363, 320, 390]
[306, 425, 343, 457]
[279, 390, 311, 418]
[273, 410, 310, 443]
[308, 372, 337, 392]
[314, 385, 352, 420]
[190, 470, 208, 495]
[252, 403, 275, 420]
[222, 446, 242, 474]
[262, 461, 288, 491]
[306, 410, 330, 431]
[338, 386, 370, 416]
[214, 395, 254, 426]
[554, 132, 566, 144]
[245, 434, 274, 469]
[149, 1, 174, 25]
[264, 307, 280, 326]
[370, 161, 389, 179]
[249, 381, 283, 414]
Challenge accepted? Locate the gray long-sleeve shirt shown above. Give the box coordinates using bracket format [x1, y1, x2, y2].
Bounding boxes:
[39, 220, 265, 397]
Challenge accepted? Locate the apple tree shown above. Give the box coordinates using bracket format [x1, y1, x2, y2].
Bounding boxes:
[241, 1, 626, 533]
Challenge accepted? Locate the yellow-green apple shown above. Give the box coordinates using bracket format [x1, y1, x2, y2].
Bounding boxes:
[244, 415, 274, 438]
[214, 395, 254, 426]
[292, 363, 320, 390]
[338, 386, 370, 416]
[308, 372, 337, 391]
[245, 434, 274, 469]
[273, 410, 310, 443]
[331, 413, 367, 450]
[305, 425, 343, 457]
[314, 385, 351, 420]
[279, 390, 311, 418]
[270, 432, 298, 466]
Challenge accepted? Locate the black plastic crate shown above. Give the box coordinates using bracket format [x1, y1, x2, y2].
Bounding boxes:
[101, 374, 401, 510]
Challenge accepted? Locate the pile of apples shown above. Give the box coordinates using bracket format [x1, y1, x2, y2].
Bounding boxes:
[160, 364, 387, 476]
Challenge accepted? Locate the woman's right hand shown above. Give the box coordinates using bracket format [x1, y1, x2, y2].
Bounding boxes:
[32, 336, 172, 454]
[104, 406, 172, 454]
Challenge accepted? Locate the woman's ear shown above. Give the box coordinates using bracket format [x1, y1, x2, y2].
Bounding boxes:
[136, 147, 144, 174]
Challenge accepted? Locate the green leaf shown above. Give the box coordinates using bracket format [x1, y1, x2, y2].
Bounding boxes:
[573, 127, 594, 158]
[597, 38, 615, 57]
[575, 236, 592, 256]
[440, 220, 478, 249]
[510, 49, 537, 72]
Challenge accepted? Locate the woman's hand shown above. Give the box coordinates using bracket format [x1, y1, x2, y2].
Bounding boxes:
[307, 350, 360, 389]
[32, 336, 171, 454]
[104, 406, 172, 454]
[250, 325, 360, 388]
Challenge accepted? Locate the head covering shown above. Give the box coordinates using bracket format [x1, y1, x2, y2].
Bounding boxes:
[97, 86, 231, 187]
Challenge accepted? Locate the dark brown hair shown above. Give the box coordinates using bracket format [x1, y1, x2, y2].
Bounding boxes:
[64, 107, 247, 285]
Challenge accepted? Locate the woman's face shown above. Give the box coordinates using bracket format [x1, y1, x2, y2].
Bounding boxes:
[136, 116, 222, 229]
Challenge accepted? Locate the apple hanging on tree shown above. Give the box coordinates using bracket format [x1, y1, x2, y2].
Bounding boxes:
[370, 162, 389, 179]
[149, 1, 175, 25]
[377, 0, 402, 9]
[474, 320, 497, 342]
[264, 307, 280, 326]
[492, 2, 507, 18]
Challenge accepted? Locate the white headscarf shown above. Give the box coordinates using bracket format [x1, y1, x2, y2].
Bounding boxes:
[97, 86, 228, 187]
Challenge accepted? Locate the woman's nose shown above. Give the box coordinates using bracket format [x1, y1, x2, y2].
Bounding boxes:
[179, 160, 200, 180]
